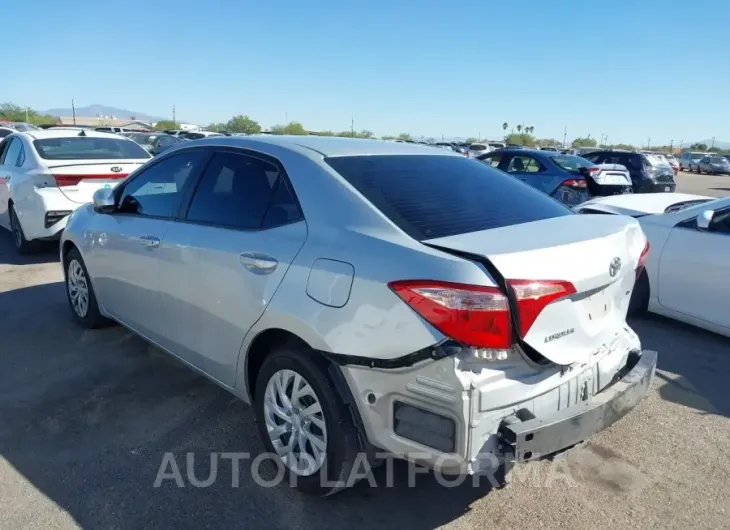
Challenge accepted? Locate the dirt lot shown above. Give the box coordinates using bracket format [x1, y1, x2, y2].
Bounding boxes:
[1, 172, 729, 529]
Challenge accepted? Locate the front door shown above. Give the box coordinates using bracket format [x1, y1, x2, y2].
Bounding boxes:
[0, 138, 20, 230]
[657, 209, 730, 330]
[84, 149, 210, 342]
[158, 149, 307, 386]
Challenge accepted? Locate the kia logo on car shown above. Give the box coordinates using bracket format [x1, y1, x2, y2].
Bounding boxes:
[110, 166, 122, 173]
[609, 257, 622, 277]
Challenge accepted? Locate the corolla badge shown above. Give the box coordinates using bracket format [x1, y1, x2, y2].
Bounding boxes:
[110, 166, 122, 173]
[609, 257, 622, 277]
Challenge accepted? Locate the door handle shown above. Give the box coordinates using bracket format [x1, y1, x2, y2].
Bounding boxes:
[239, 252, 278, 274]
[139, 235, 160, 249]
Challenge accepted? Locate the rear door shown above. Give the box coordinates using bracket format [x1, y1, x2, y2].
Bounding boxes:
[158, 149, 307, 386]
[84, 149, 209, 342]
[657, 208, 730, 330]
[505, 154, 562, 194]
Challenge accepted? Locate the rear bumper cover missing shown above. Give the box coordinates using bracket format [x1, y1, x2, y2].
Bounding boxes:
[499, 349, 657, 461]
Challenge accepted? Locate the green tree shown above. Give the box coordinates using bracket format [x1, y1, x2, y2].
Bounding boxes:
[226, 115, 261, 135]
[690, 143, 709, 151]
[516, 124, 523, 134]
[270, 121, 308, 135]
[154, 120, 178, 131]
[466, 137, 478, 143]
[502, 122, 508, 138]
[609, 143, 635, 150]
[572, 136, 597, 148]
[505, 133, 537, 147]
[381, 135, 396, 141]
[397, 133, 412, 141]
[206, 122, 227, 132]
[537, 138, 561, 147]
[0, 103, 57, 126]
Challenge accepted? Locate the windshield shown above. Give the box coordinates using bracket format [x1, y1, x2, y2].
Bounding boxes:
[325, 155, 571, 241]
[550, 155, 594, 172]
[469, 144, 487, 150]
[710, 157, 727, 163]
[33, 137, 152, 160]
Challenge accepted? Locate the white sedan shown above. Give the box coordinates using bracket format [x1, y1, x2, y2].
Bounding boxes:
[0, 129, 151, 254]
[574, 193, 730, 336]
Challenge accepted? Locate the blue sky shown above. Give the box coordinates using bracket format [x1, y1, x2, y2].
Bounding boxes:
[4, 0, 729, 144]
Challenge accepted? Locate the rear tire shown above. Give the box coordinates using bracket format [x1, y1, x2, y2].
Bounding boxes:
[64, 247, 112, 328]
[253, 343, 363, 496]
[629, 269, 650, 316]
[9, 205, 40, 255]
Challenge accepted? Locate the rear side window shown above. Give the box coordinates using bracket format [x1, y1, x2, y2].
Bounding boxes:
[550, 155, 593, 172]
[186, 151, 300, 230]
[325, 155, 571, 241]
[33, 137, 151, 160]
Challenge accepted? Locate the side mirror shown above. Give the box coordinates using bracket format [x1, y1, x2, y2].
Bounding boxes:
[697, 209, 714, 230]
[92, 188, 116, 213]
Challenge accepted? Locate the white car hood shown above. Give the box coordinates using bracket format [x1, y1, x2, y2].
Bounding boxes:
[574, 192, 711, 217]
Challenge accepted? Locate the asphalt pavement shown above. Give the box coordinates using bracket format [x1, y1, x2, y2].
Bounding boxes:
[1, 171, 729, 529]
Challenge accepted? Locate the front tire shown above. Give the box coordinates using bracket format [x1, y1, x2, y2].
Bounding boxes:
[64, 248, 112, 328]
[9, 205, 40, 255]
[254, 343, 363, 496]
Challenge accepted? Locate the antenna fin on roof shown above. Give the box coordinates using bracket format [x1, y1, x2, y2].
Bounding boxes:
[78, 129, 87, 137]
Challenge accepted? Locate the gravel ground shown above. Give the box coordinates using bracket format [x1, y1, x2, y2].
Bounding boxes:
[1, 172, 729, 529]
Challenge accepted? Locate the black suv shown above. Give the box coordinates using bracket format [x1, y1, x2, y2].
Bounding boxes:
[584, 150, 676, 193]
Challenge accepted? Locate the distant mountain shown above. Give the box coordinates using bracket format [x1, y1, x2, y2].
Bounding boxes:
[41, 104, 167, 122]
[681, 139, 730, 150]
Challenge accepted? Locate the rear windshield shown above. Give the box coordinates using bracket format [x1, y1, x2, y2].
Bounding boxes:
[128, 133, 159, 144]
[33, 137, 151, 160]
[550, 155, 594, 172]
[645, 154, 670, 166]
[325, 155, 571, 240]
[469, 144, 487, 150]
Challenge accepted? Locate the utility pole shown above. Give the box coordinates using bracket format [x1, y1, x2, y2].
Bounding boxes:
[679, 139, 683, 152]
[172, 104, 176, 126]
[647, 137, 651, 149]
[25, 107, 29, 123]
[599, 133, 605, 147]
[285, 112, 288, 125]
[669, 139, 673, 153]
[351, 117, 354, 137]
[710, 137, 716, 150]
[563, 125, 567, 148]
[71, 99, 76, 125]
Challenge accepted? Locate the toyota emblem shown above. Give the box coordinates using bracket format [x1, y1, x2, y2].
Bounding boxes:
[609, 257, 622, 277]
[110, 166, 122, 173]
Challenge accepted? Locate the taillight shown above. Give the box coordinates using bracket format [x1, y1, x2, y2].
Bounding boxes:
[636, 239, 650, 275]
[388, 278, 576, 348]
[53, 173, 128, 187]
[587, 167, 601, 178]
[561, 179, 587, 188]
[388, 280, 511, 349]
[508, 280, 576, 337]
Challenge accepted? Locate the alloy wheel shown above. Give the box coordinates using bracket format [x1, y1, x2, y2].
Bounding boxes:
[67, 259, 90, 318]
[263, 369, 328, 476]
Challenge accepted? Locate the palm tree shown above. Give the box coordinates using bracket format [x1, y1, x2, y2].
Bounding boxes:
[516, 124, 522, 134]
[502, 122, 508, 138]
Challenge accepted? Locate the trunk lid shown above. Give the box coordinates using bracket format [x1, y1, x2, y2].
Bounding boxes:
[48, 160, 147, 204]
[593, 164, 632, 186]
[425, 215, 645, 365]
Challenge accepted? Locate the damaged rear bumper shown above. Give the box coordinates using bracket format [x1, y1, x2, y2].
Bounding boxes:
[498, 349, 657, 462]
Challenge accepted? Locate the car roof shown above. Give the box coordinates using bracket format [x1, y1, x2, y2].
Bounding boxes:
[190, 135, 461, 158]
[18, 129, 132, 141]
